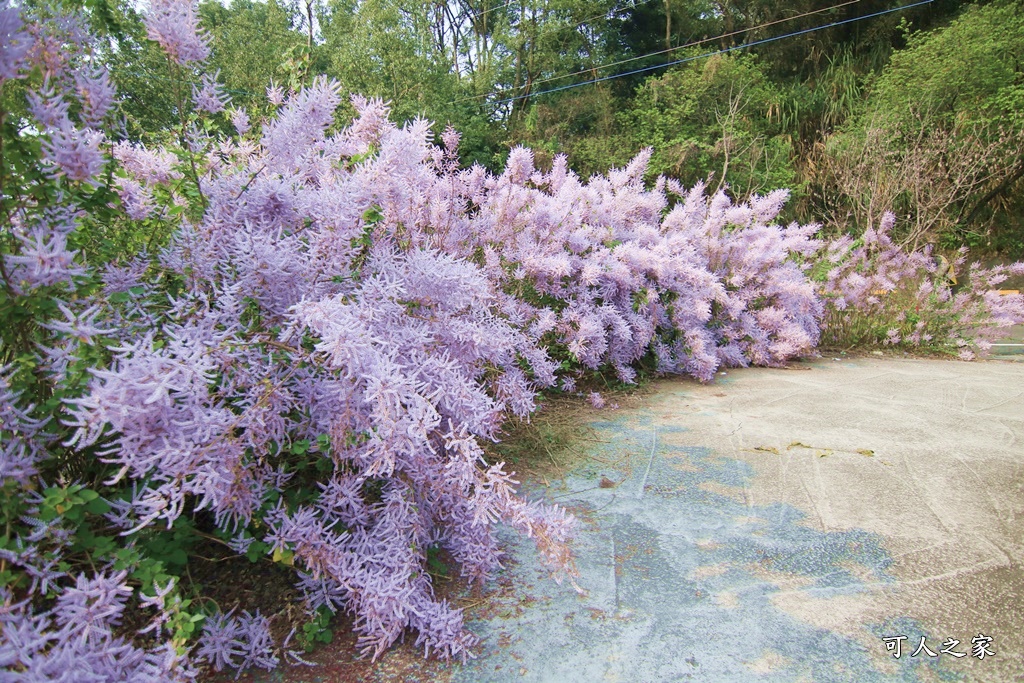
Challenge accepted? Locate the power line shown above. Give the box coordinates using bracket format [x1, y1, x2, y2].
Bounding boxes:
[450, 0, 863, 105]
[561, 0, 661, 38]
[468, 0, 655, 24]
[529, 0, 865, 90]
[486, 0, 932, 107]
[467, 0, 519, 22]
[451, 0, 661, 104]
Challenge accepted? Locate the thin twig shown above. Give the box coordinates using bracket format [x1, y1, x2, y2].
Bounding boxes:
[233, 165, 266, 201]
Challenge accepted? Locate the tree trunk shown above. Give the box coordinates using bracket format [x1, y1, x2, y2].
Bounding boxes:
[663, 0, 671, 52]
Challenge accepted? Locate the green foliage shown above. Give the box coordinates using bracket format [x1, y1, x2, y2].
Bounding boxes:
[627, 53, 798, 199]
[297, 605, 335, 652]
[813, 1, 1024, 253]
[0, 10, 252, 659]
[199, 0, 306, 111]
[102, 6, 183, 139]
[3, 0, 1019, 670]
[425, 543, 450, 580]
[164, 596, 207, 655]
[319, 1, 462, 123]
[509, 86, 633, 178]
[777, 45, 867, 143]
[868, 3, 1024, 130]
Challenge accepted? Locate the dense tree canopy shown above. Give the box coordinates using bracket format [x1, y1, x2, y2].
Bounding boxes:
[813, 1, 1024, 250]
[200, 0, 305, 110]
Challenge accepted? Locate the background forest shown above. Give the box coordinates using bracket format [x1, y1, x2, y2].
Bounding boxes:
[104, 0, 1024, 255]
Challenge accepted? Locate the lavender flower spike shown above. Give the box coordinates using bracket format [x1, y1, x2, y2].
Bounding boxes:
[0, 0, 32, 81]
[145, 0, 210, 65]
[192, 71, 230, 114]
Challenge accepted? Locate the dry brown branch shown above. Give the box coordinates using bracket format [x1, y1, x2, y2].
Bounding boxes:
[814, 115, 1024, 245]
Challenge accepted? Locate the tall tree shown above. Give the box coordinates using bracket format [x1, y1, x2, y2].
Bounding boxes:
[627, 52, 797, 197]
[318, 0, 462, 120]
[200, 0, 306, 110]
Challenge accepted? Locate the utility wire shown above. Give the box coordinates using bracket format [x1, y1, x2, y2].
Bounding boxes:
[532, 0, 865, 90]
[468, 0, 656, 23]
[554, 0, 660, 39]
[486, 0, 932, 107]
[467, 0, 519, 22]
[451, 0, 863, 105]
[119, 0, 925, 114]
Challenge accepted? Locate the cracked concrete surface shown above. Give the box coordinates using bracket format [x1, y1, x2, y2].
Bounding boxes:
[457, 357, 1024, 683]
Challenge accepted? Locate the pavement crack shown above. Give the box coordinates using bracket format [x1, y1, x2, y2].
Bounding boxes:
[970, 390, 1024, 415]
[611, 528, 620, 614]
[636, 426, 658, 500]
[798, 466, 830, 532]
[898, 450, 956, 536]
[949, 448, 1005, 519]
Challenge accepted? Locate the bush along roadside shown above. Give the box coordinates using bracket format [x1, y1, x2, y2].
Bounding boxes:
[817, 212, 1024, 356]
[1, 0, 1023, 680]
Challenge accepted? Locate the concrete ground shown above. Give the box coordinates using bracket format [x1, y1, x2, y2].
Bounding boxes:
[455, 355, 1024, 683]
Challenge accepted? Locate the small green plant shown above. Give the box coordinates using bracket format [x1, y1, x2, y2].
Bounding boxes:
[297, 605, 335, 652]
[426, 543, 450, 580]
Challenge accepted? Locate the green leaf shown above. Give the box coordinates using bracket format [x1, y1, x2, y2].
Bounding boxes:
[272, 546, 294, 565]
[91, 536, 117, 556]
[246, 541, 269, 564]
[85, 497, 111, 515]
[361, 205, 383, 225]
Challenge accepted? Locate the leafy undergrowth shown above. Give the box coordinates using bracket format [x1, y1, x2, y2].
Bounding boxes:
[816, 214, 1024, 357]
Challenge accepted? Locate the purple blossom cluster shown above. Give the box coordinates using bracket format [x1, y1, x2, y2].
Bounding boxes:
[2, 7, 110, 293]
[192, 70, 230, 114]
[412, 144, 822, 382]
[1, 16, 578, 670]
[0, 575, 196, 682]
[19, 8, 110, 187]
[75, 86, 579, 663]
[818, 213, 1024, 357]
[0, 0, 32, 81]
[144, 0, 210, 66]
[71, 84, 821, 665]
[0, 491, 198, 681]
[0, 7, 825, 667]
[196, 609, 278, 673]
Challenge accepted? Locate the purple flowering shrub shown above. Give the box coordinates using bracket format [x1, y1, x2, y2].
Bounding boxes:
[659, 183, 822, 374]
[818, 213, 1024, 357]
[1, 4, 205, 679]
[447, 148, 822, 385]
[10, 0, 1017, 678]
[2, 1, 578, 677]
[0, 0, 829, 670]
